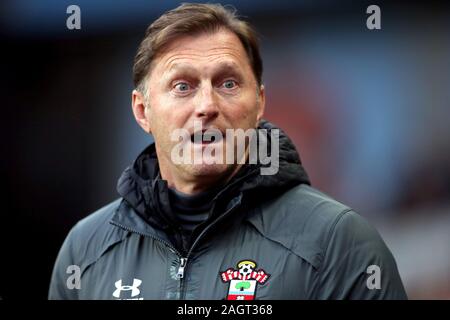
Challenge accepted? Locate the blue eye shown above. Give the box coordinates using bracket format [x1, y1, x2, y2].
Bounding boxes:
[223, 80, 236, 89]
[175, 82, 190, 91]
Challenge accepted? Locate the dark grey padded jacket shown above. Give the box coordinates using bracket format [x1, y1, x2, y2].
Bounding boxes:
[49, 121, 407, 300]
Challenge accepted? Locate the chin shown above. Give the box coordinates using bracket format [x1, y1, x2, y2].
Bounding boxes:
[187, 162, 235, 179]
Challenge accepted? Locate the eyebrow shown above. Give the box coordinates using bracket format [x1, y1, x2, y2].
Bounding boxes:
[166, 61, 243, 77]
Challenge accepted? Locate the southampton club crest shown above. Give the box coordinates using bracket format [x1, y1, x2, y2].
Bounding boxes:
[220, 260, 270, 300]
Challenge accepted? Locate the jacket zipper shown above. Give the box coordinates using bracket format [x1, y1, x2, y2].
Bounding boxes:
[178, 198, 242, 299]
[110, 220, 190, 299]
[111, 194, 243, 300]
[176, 257, 187, 279]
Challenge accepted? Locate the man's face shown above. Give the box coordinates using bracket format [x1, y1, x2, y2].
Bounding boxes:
[132, 29, 265, 192]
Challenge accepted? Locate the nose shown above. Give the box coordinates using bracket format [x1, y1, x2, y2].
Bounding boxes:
[194, 82, 219, 120]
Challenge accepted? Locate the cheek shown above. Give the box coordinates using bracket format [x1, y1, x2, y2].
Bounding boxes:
[230, 98, 260, 125]
[145, 107, 164, 139]
[144, 107, 152, 123]
[148, 104, 185, 143]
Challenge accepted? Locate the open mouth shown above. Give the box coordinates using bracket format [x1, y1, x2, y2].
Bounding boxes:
[190, 129, 224, 144]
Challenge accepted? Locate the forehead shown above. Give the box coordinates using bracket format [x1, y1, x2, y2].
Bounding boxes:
[151, 29, 252, 76]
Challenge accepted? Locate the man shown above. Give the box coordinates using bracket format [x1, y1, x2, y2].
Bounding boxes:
[49, 3, 407, 300]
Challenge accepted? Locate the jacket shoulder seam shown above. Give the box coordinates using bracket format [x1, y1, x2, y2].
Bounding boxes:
[314, 208, 354, 298]
[321, 208, 354, 259]
[245, 220, 320, 270]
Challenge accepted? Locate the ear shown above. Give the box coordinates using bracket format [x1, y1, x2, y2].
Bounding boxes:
[132, 89, 152, 134]
[256, 84, 265, 124]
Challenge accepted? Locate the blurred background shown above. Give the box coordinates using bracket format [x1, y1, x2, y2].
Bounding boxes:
[1, 0, 449, 299]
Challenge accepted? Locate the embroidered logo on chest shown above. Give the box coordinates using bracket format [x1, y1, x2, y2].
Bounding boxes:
[220, 260, 270, 300]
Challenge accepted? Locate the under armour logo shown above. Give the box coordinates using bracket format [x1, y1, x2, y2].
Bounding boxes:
[113, 278, 142, 299]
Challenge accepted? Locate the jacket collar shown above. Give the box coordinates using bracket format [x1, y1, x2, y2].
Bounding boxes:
[113, 120, 310, 233]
